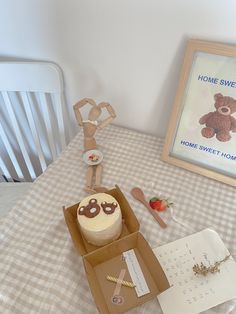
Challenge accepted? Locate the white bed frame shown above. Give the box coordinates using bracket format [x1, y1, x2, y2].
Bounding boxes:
[0, 62, 73, 182]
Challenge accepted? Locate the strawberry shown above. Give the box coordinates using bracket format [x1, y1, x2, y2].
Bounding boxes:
[158, 200, 168, 212]
[149, 197, 161, 210]
[149, 197, 173, 212]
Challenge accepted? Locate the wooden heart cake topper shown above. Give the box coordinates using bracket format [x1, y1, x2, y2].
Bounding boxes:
[73, 98, 116, 193]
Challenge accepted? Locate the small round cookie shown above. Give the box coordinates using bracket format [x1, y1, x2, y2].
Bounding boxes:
[77, 193, 122, 246]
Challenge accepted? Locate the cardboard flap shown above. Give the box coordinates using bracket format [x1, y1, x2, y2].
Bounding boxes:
[136, 233, 170, 292]
[83, 259, 109, 314]
[63, 204, 87, 255]
[111, 185, 140, 232]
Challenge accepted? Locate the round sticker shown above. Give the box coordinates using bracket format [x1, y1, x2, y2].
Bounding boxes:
[111, 295, 124, 305]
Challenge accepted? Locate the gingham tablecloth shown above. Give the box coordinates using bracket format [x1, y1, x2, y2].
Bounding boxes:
[0, 125, 236, 314]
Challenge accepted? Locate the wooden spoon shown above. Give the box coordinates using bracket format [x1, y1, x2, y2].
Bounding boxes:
[131, 187, 167, 228]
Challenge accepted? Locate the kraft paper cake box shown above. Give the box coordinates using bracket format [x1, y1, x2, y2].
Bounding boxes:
[63, 185, 140, 255]
[63, 185, 170, 313]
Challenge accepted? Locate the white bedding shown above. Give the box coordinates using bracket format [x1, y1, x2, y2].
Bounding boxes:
[0, 182, 32, 218]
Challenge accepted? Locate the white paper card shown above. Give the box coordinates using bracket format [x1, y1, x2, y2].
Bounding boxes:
[123, 249, 150, 297]
[153, 229, 236, 314]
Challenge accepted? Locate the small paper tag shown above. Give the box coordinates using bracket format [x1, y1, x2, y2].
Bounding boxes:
[123, 249, 150, 297]
[113, 269, 126, 296]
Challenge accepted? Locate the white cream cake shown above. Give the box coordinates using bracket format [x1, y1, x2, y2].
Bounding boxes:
[77, 193, 122, 246]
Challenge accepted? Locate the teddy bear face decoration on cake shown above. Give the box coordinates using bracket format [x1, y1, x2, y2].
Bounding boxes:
[77, 193, 122, 246]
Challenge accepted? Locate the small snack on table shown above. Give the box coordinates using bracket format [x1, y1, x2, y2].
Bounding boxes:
[77, 193, 122, 246]
[88, 153, 99, 162]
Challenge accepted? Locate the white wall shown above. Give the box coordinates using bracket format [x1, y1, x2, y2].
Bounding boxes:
[1, 0, 236, 137]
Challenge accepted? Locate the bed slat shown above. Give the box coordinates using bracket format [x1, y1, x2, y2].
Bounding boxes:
[2, 91, 36, 180]
[20, 91, 47, 172]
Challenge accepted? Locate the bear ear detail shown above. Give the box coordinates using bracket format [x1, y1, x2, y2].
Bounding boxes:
[89, 198, 97, 204]
[79, 206, 86, 215]
[214, 93, 223, 101]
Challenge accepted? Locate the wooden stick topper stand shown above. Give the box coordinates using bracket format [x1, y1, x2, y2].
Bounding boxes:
[73, 98, 116, 194]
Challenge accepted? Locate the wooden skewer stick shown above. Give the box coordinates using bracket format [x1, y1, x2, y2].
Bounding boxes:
[106, 275, 136, 288]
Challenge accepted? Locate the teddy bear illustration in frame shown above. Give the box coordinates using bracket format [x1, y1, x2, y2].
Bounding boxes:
[162, 39, 236, 187]
[199, 93, 236, 142]
[73, 98, 116, 193]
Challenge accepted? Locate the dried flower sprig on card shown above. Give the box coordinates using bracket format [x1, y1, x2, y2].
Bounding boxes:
[193, 255, 231, 276]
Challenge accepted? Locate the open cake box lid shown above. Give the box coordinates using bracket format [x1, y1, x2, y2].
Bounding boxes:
[83, 231, 170, 313]
[63, 185, 140, 256]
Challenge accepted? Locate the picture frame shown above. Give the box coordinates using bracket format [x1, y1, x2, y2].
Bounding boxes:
[162, 39, 236, 187]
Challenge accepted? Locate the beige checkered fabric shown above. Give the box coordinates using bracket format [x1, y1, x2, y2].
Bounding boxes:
[0, 125, 235, 314]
